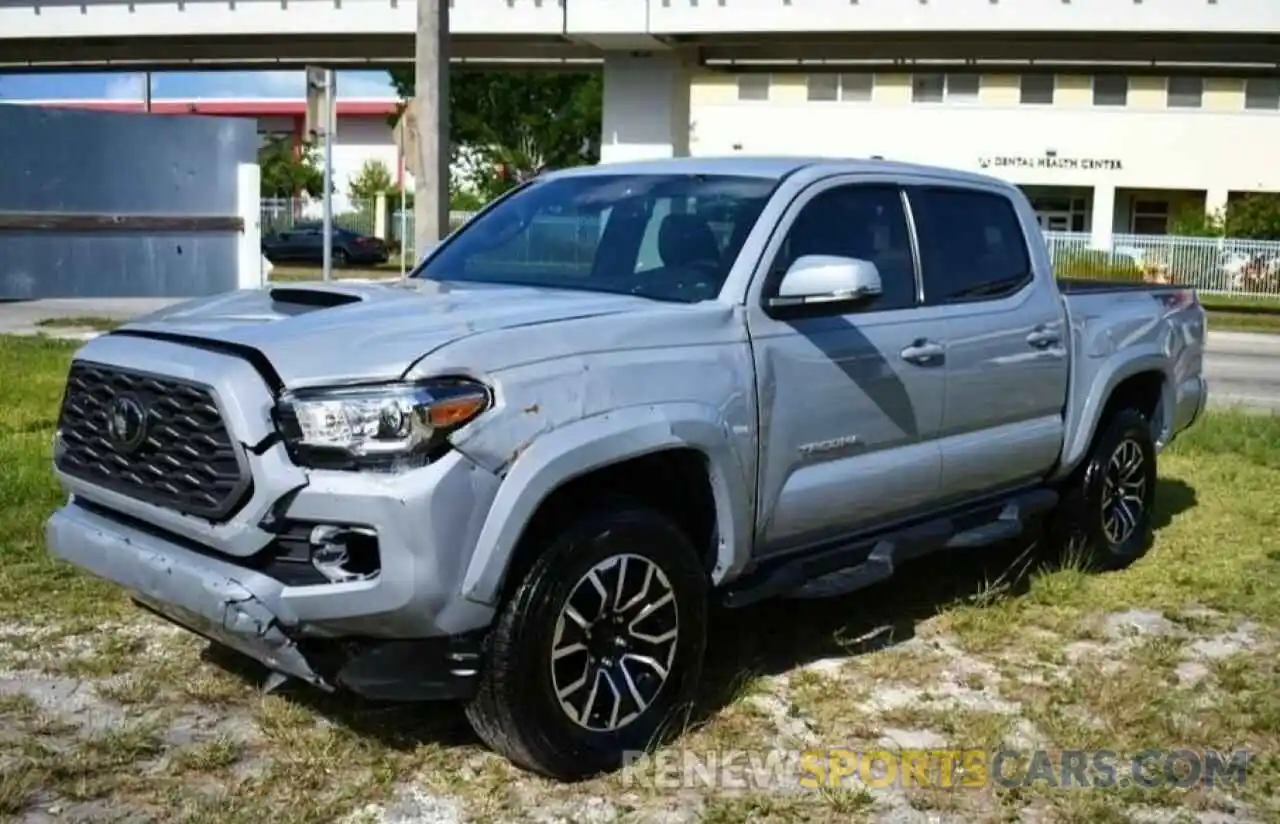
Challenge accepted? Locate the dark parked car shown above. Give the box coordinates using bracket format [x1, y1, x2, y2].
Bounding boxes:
[262, 222, 390, 266]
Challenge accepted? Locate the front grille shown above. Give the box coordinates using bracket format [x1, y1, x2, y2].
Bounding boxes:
[55, 361, 251, 521]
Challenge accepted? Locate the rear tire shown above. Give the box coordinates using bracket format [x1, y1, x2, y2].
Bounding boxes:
[1049, 407, 1157, 571]
[465, 503, 708, 780]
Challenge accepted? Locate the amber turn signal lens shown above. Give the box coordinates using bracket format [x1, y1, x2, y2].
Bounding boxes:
[427, 393, 488, 429]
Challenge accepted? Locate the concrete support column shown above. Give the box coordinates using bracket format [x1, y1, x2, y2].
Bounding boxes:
[600, 51, 693, 164]
[236, 163, 265, 289]
[1091, 184, 1117, 248]
[1205, 187, 1230, 221]
[374, 193, 388, 239]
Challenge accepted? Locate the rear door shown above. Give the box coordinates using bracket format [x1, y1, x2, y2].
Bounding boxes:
[905, 184, 1069, 502]
[746, 178, 948, 556]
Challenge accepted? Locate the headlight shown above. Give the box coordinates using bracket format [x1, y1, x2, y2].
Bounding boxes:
[274, 378, 490, 471]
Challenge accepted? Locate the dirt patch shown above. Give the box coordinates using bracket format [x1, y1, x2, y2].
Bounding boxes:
[2, 556, 1278, 824]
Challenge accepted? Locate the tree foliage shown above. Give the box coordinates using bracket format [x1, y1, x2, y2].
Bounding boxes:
[388, 68, 602, 200]
[258, 135, 326, 198]
[1222, 194, 1280, 241]
[348, 158, 395, 201]
[1170, 193, 1280, 241]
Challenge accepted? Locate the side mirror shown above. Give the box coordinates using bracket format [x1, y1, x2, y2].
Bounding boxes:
[768, 255, 883, 309]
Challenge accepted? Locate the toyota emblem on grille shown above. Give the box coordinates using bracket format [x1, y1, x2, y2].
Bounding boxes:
[106, 395, 148, 453]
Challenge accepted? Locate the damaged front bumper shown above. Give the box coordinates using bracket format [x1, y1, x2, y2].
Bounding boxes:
[47, 499, 484, 701]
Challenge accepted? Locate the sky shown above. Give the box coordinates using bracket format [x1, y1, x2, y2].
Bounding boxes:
[0, 69, 399, 100]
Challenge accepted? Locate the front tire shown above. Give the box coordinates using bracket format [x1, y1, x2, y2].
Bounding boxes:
[1050, 407, 1157, 571]
[465, 503, 709, 780]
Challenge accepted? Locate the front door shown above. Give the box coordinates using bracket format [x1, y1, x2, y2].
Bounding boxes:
[745, 179, 948, 556]
[905, 184, 1070, 502]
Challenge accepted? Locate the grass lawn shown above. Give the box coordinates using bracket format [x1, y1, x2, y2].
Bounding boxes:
[1200, 294, 1280, 334]
[35, 317, 124, 333]
[2, 335, 1280, 823]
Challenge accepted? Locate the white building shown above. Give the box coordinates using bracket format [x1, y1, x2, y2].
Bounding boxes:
[678, 69, 1280, 245]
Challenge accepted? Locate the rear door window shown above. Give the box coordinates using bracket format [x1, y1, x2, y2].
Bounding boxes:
[908, 187, 1032, 304]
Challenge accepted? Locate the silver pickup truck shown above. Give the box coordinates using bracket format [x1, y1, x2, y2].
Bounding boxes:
[47, 156, 1207, 780]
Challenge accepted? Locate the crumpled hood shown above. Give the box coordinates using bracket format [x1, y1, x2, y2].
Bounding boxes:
[117, 278, 656, 387]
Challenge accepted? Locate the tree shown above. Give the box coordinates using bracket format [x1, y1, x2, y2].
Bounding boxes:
[1168, 204, 1224, 238]
[1224, 193, 1280, 241]
[258, 135, 325, 198]
[348, 158, 394, 202]
[388, 68, 602, 200]
[1170, 194, 1280, 241]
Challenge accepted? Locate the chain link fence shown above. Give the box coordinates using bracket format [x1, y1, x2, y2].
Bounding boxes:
[261, 197, 380, 238]
[262, 199, 1280, 298]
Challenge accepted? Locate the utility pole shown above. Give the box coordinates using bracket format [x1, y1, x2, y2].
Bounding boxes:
[321, 69, 336, 282]
[413, 0, 450, 258]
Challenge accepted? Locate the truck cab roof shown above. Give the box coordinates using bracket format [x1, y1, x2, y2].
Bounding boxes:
[543, 155, 1009, 190]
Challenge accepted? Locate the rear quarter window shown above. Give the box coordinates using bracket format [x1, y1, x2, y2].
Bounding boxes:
[909, 187, 1032, 304]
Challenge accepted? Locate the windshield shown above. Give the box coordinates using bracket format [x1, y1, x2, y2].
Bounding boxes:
[413, 173, 778, 303]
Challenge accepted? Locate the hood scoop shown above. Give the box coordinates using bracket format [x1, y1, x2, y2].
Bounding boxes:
[268, 287, 365, 312]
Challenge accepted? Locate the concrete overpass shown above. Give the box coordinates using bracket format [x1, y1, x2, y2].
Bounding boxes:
[2, 0, 1280, 72]
[3, 0, 1279, 165]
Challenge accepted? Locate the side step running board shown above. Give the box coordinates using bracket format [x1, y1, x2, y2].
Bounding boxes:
[721, 487, 1058, 609]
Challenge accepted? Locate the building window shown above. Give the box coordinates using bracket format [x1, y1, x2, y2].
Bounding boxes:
[912, 73, 945, 103]
[805, 73, 875, 102]
[807, 74, 839, 101]
[1093, 75, 1128, 106]
[737, 75, 770, 101]
[1131, 200, 1170, 235]
[1020, 74, 1056, 105]
[840, 73, 874, 102]
[1167, 76, 1203, 108]
[946, 74, 980, 101]
[1245, 78, 1280, 110]
[912, 73, 979, 103]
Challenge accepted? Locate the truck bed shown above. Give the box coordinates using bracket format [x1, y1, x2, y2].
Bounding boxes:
[1052, 279, 1207, 480]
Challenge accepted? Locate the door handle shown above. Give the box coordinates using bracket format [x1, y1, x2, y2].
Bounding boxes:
[900, 339, 945, 365]
[1026, 327, 1061, 349]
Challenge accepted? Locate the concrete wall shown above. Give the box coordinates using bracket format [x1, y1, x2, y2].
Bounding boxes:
[0, 104, 261, 299]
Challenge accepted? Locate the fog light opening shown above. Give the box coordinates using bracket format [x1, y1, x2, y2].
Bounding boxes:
[309, 525, 381, 584]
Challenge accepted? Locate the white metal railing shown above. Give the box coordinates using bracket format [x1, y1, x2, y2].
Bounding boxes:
[1043, 231, 1280, 298]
